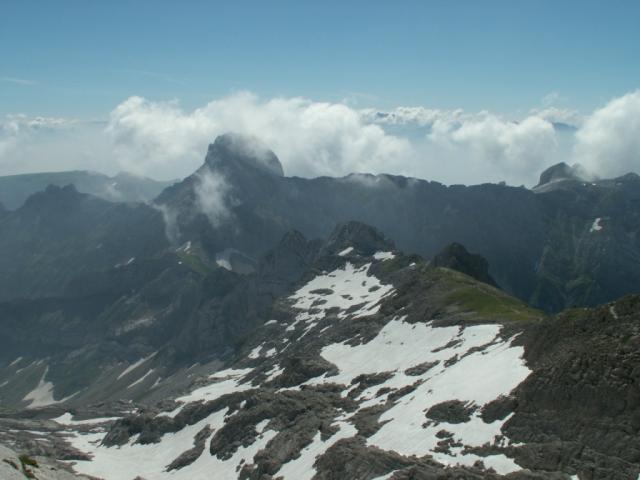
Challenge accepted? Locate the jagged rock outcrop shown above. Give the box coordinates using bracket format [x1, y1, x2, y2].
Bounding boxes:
[0, 170, 174, 211]
[431, 242, 498, 287]
[535, 162, 589, 188]
[204, 132, 284, 177]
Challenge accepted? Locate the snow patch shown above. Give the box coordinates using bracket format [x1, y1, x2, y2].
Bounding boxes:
[175, 368, 254, 405]
[116, 315, 155, 335]
[68, 407, 278, 480]
[590, 217, 603, 232]
[115, 257, 135, 268]
[265, 365, 285, 382]
[9, 356, 23, 367]
[373, 251, 395, 261]
[338, 246, 354, 256]
[371, 472, 399, 480]
[276, 421, 358, 479]
[305, 317, 529, 474]
[117, 352, 157, 380]
[248, 345, 263, 360]
[609, 305, 619, 319]
[216, 257, 232, 270]
[177, 240, 192, 253]
[23, 367, 60, 408]
[127, 369, 155, 389]
[287, 262, 394, 334]
[53, 413, 120, 426]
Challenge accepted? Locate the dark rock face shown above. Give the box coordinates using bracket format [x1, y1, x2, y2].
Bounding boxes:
[257, 230, 322, 298]
[536, 162, 589, 187]
[425, 400, 477, 424]
[321, 221, 394, 256]
[205, 133, 284, 177]
[504, 295, 640, 479]
[0, 184, 169, 302]
[431, 242, 498, 287]
[166, 425, 211, 471]
[0, 170, 175, 210]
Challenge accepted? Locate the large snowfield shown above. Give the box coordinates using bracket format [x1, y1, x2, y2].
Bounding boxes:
[57, 256, 531, 479]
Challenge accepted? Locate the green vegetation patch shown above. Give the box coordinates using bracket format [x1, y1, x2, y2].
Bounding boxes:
[18, 454, 38, 479]
[441, 270, 542, 322]
[176, 251, 214, 276]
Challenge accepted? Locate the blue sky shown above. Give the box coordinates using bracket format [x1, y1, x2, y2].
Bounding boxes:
[2, 0, 639, 118]
[1, 1, 639, 186]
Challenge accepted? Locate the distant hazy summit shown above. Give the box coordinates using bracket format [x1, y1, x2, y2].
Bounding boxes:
[0, 170, 176, 210]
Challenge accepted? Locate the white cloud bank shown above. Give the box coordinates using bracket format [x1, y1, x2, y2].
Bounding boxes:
[0, 90, 639, 186]
[106, 94, 564, 185]
[574, 90, 640, 178]
[0, 115, 114, 176]
[106, 92, 411, 180]
[427, 113, 558, 185]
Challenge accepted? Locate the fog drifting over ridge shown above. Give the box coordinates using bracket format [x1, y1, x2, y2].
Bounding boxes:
[1, 90, 639, 187]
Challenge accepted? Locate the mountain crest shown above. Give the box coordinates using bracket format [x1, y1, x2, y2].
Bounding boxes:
[205, 133, 284, 177]
[322, 221, 394, 256]
[21, 183, 86, 211]
[536, 162, 589, 187]
[431, 242, 498, 287]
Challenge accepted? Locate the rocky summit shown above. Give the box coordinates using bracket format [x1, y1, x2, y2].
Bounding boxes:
[0, 136, 639, 479]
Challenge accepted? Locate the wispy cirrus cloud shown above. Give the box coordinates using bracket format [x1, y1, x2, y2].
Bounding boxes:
[0, 76, 37, 86]
[112, 69, 187, 87]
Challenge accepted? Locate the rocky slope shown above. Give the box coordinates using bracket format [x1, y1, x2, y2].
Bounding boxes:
[0, 226, 321, 408]
[0, 184, 169, 301]
[0, 443, 87, 480]
[1, 223, 637, 479]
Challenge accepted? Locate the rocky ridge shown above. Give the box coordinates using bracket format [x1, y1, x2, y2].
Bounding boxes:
[1, 223, 636, 479]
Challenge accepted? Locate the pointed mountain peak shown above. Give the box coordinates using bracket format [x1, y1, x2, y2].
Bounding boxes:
[431, 242, 498, 287]
[322, 221, 394, 256]
[22, 184, 85, 209]
[26, 183, 86, 204]
[536, 162, 589, 187]
[205, 133, 284, 177]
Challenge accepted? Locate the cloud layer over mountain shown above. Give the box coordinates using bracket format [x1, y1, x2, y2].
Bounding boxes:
[574, 91, 640, 179]
[1, 90, 639, 187]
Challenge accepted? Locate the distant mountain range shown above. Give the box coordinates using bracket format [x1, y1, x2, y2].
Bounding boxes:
[1, 132, 639, 310]
[0, 170, 175, 210]
[0, 134, 639, 479]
